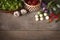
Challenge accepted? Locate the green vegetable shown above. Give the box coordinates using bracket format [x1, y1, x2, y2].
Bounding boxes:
[0, 0, 23, 11]
[47, 1, 53, 9]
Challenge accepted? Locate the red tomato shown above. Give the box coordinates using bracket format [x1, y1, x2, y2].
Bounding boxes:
[28, 1, 32, 5]
[32, 1, 38, 5]
[26, 0, 39, 5]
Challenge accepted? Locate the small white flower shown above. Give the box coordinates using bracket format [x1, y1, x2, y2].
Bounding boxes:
[39, 14, 43, 17]
[44, 13, 47, 16]
[13, 11, 20, 17]
[45, 16, 49, 20]
[57, 4, 60, 8]
[21, 9, 27, 14]
[40, 17, 44, 21]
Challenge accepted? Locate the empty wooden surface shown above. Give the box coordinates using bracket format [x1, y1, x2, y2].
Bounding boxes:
[0, 12, 60, 40]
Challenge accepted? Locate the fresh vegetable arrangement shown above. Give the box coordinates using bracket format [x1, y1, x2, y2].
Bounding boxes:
[0, 0, 23, 11]
[35, 0, 60, 23]
[0, 0, 60, 23]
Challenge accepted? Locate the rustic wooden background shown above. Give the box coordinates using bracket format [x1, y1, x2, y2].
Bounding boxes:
[0, 0, 60, 40]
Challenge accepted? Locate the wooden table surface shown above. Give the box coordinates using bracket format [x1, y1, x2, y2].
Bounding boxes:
[0, 12, 60, 40]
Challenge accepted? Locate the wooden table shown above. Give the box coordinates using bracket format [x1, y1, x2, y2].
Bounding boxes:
[0, 12, 60, 40]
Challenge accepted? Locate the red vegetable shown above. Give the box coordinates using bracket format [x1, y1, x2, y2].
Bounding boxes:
[50, 13, 55, 17]
[25, 0, 39, 5]
[28, 1, 31, 5]
[57, 14, 60, 17]
[32, 0, 38, 5]
[49, 12, 55, 22]
[54, 15, 58, 19]
[49, 18, 53, 23]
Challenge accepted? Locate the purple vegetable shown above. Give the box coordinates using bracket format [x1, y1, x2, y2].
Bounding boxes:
[44, 9, 48, 13]
[42, 7, 46, 11]
[41, 2, 46, 8]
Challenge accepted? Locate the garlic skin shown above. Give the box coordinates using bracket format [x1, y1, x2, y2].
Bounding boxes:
[21, 9, 27, 15]
[45, 16, 49, 20]
[13, 11, 20, 17]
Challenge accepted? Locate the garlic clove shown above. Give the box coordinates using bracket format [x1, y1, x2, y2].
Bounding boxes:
[13, 11, 20, 17]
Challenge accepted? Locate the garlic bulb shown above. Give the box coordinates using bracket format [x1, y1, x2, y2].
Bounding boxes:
[39, 14, 43, 17]
[35, 15, 39, 21]
[38, 11, 41, 15]
[35, 18, 39, 21]
[21, 9, 27, 15]
[13, 11, 20, 17]
[44, 13, 47, 16]
[45, 16, 49, 20]
[40, 17, 44, 21]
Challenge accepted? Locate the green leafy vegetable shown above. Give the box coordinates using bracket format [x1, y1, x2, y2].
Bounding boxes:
[0, 0, 23, 11]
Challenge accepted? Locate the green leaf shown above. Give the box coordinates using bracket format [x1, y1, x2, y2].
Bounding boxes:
[47, 1, 53, 9]
[0, 0, 23, 11]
